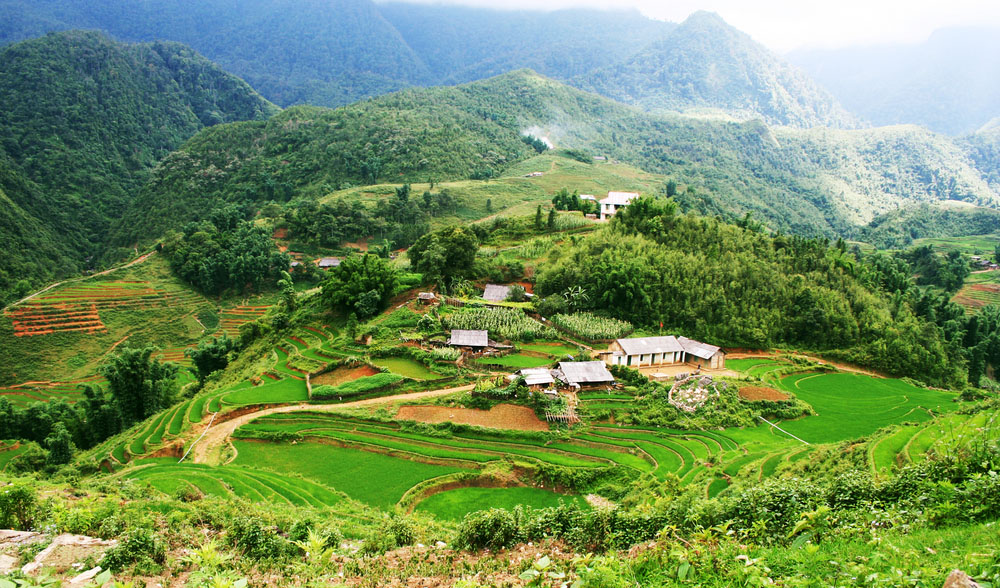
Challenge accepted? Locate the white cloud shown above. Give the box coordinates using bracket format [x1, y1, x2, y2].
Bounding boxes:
[379, 0, 1000, 52]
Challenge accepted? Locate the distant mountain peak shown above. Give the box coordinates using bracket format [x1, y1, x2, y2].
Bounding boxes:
[577, 10, 861, 129]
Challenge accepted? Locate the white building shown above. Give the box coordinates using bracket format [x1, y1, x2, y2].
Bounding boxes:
[599, 191, 639, 221]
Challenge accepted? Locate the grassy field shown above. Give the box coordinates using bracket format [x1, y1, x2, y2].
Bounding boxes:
[415, 487, 589, 521]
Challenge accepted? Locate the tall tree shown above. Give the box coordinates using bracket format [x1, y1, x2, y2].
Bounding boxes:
[99, 346, 177, 426]
[320, 254, 399, 319]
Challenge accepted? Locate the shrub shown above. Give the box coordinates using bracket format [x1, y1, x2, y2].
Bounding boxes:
[457, 508, 524, 550]
[361, 515, 415, 555]
[0, 483, 37, 530]
[227, 516, 290, 560]
[101, 528, 166, 572]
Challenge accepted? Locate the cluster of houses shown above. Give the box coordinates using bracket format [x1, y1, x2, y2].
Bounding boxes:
[448, 330, 725, 392]
[970, 256, 1000, 271]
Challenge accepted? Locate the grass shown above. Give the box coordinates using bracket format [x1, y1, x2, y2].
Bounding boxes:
[475, 354, 553, 369]
[519, 341, 581, 357]
[371, 357, 442, 381]
[774, 373, 960, 444]
[232, 439, 470, 509]
[415, 487, 589, 521]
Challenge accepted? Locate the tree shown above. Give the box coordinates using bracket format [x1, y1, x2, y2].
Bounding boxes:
[486, 199, 493, 213]
[278, 270, 296, 311]
[547, 208, 556, 230]
[100, 346, 178, 426]
[45, 422, 74, 466]
[507, 284, 527, 302]
[320, 254, 398, 319]
[666, 180, 678, 197]
[535, 205, 544, 230]
[186, 335, 239, 384]
[408, 227, 479, 282]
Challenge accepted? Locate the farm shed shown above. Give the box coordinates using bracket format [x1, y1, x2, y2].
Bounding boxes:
[317, 257, 341, 269]
[517, 367, 556, 387]
[449, 329, 489, 348]
[417, 292, 437, 304]
[603, 335, 725, 369]
[558, 361, 615, 387]
[482, 284, 512, 302]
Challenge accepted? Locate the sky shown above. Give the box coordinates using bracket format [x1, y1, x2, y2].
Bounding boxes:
[382, 0, 1000, 52]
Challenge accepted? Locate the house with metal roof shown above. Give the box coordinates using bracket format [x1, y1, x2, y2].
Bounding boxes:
[558, 361, 615, 387]
[448, 329, 489, 348]
[516, 367, 556, 387]
[317, 257, 341, 269]
[482, 284, 512, 302]
[603, 335, 725, 369]
[599, 191, 639, 221]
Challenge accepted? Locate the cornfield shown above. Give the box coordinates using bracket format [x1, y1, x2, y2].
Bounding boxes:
[444, 307, 556, 341]
[430, 347, 462, 361]
[551, 312, 632, 340]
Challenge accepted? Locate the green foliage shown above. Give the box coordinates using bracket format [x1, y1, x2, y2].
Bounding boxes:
[186, 335, 239, 384]
[100, 346, 178, 426]
[226, 516, 291, 561]
[310, 373, 404, 400]
[0, 483, 37, 530]
[408, 227, 480, 283]
[101, 528, 166, 572]
[857, 203, 1000, 249]
[319, 254, 398, 319]
[164, 211, 290, 296]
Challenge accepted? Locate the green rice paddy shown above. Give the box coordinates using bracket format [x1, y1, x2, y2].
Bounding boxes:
[475, 354, 553, 369]
[372, 357, 443, 381]
[415, 487, 589, 520]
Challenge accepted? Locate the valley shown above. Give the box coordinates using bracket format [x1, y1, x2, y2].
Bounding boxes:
[1, 7, 999, 587]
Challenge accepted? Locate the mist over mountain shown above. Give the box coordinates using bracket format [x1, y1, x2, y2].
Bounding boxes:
[789, 26, 1000, 135]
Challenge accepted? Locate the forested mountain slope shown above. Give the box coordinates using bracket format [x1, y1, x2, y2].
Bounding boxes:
[378, 4, 673, 84]
[120, 70, 1000, 246]
[0, 30, 277, 304]
[0, 0, 429, 107]
[578, 11, 860, 129]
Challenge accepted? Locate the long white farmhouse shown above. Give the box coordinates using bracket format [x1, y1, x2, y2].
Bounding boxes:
[600, 336, 726, 369]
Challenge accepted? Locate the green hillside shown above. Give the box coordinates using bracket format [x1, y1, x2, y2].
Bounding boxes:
[120, 69, 1000, 247]
[0, 30, 277, 304]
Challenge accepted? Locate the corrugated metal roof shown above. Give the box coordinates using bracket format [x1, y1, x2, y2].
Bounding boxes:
[678, 336, 722, 359]
[616, 336, 683, 356]
[482, 284, 511, 302]
[418, 292, 437, 300]
[449, 329, 489, 347]
[318, 257, 341, 268]
[600, 191, 639, 206]
[519, 368, 554, 386]
[558, 361, 615, 385]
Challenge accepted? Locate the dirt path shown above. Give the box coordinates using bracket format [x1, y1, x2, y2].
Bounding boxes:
[4, 251, 156, 312]
[188, 383, 475, 465]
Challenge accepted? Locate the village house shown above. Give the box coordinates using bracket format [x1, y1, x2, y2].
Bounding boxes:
[417, 292, 437, 305]
[599, 191, 639, 221]
[515, 367, 556, 389]
[482, 284, 511, 302]
[317, 257, 341, 269]
[448, 329, 489, 349]
[557, 360, 615, 389]
[601, 335, 725, 369]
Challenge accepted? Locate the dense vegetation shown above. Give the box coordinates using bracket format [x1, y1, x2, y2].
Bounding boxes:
[535, 198, 966, 386]
[163, 208, 290, 296]
[0, 30, 276, 304]
[857, 203, 1000, 248]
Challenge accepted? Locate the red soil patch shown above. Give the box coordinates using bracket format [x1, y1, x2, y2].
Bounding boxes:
[311, 365, 380, 386]
[272, 228, 289, 239]
[739, 386, 789, 401]
[970, 284, 1000, 292]
[343, 239, 369, 251]
[396, 403, 548, 432]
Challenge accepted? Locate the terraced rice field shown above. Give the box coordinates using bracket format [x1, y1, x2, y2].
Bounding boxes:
[774, 373, 960, 444]
[0, 376, 103, 406]
[415, 487, 589, 520]
[5, 281, 202, 337]
[124, 462, 345, 507]
[952, 272, 1000, 313]
[219, 305, 269, 336]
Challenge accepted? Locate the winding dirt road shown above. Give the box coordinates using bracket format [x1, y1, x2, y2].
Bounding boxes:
[188, 383, 475, 465]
